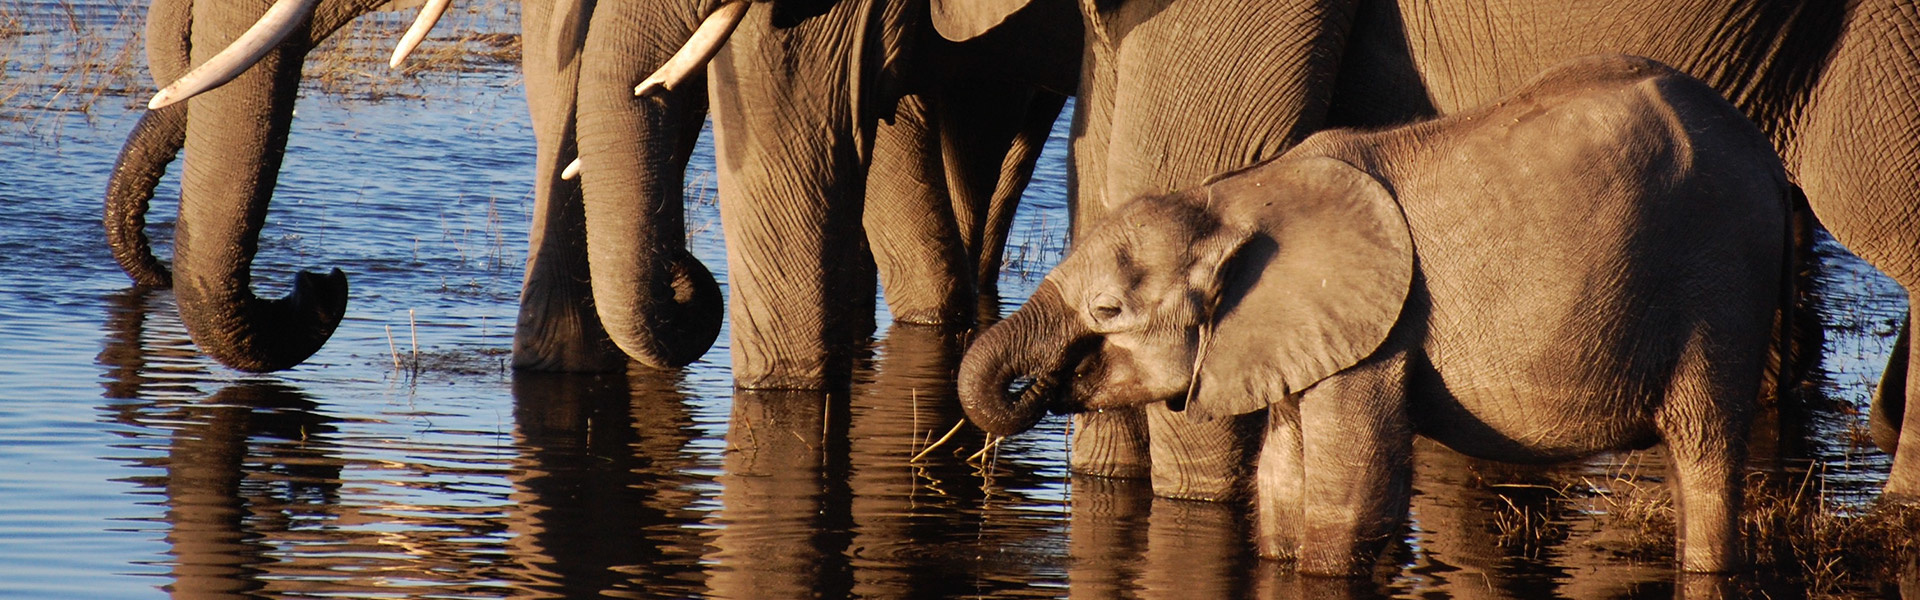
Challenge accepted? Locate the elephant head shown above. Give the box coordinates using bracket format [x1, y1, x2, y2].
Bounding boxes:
[958, 156, 1413, 436]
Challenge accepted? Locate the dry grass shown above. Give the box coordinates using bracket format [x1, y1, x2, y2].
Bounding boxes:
[1552, 458, 1920, 596]
[308, 1, 522, 102]
[1743, 472, 1920, 596]
[0, 0, 520, 131]
[0, 0, 148, 123]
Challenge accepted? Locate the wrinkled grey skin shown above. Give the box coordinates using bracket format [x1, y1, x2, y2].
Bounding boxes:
[99, 0, 637, 373]
[961, 57, 1791, 576]
[98, 0, 428, 372]
[104, 0, 1071, 380]
[682, 0, 1072, 388]
[939, 0, 1920, 506]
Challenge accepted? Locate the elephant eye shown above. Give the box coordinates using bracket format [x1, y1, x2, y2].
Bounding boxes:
[1090, 292, 1125, 322]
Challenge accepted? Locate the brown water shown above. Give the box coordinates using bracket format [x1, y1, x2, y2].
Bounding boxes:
[0, 4, 1912, 598]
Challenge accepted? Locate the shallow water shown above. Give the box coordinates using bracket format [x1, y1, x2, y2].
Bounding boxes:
[0, 7, 1913, 598]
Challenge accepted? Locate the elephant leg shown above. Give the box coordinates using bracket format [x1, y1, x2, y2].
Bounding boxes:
[970, 90, 1068, 314]
[1145, 404, 1254, 501]
[1886, 304, 1920, 502]
[1295, 353, 1412, 576]
[509, 0, 627, 373]
[1070, 411, 1150, 480]
[866, 94, 972, 327]
[1793, 1, 1920, 501]
[1872, 315, 1908, 456]
[1657, 339, 1756, 574]
[1661, 435, 1746, 573]
[1254, 403, 1305, 560]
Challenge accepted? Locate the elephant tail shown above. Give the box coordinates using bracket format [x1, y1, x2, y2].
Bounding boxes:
[1762, 187, 1821, 410]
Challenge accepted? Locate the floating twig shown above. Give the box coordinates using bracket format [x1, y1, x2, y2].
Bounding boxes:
[911, 420, 967, 463]
[408, 308, 420, 373]
[385, 324, 401, 369]
[966, 435, 1005, 463]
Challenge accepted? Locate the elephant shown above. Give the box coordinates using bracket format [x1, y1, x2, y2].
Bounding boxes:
[936, 0, 1920, 504]
[561, 0, 1076, 388]
[957, 56, 1793, 575]
[102, 0, 1075, 382]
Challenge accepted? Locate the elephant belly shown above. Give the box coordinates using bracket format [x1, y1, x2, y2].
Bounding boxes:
[1407, 366, 1664, 465]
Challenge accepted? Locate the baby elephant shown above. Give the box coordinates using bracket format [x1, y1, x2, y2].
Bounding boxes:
[958, 55, 1790, 576]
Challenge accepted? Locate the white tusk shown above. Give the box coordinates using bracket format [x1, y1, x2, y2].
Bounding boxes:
[634, 1, 749, 97]
[389, 0, 453, 69]
[561, 158, 582, 180]
[148, 0, 321, 110]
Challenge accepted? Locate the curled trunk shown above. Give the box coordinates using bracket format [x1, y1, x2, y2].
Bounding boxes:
[170, 8, 345, 372]
[957, 281, 1088, 436]
[104, 103, 187, 288]
[572, 2, 723, 368]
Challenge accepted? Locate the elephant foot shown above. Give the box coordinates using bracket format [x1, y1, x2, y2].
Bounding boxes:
[511, 283, 628, 373]
[1145, 404, 1256, 502]
[731, 350, 860, 391]
[1070, 409, 1151, 480]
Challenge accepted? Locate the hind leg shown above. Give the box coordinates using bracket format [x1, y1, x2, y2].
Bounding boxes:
[1657, 339, 1757, 573]
[1794, 1, 1920, 501]
[1884, 304, 1920, 501]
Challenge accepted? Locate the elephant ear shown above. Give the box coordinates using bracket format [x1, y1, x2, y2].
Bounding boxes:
[930, 0, 1034, 41]
[1182, 156, 1414, 421]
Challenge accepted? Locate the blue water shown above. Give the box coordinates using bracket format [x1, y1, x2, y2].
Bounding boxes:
[0, 4, 1909, 598]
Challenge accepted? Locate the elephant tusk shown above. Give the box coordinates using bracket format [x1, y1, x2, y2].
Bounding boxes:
[389, 0, 453, 68]
[634, 1, 750, 97]
[560, 157, 582, 180]
[148, 0, 320, 109]
[1181, 321, 1215, 412]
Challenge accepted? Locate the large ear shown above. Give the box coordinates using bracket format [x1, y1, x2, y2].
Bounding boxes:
[1183, 156, 1414, 420]
[930, 0, 1035, 41]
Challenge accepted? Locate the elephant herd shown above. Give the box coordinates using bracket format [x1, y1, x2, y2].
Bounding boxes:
[102, 0, 1920, 578]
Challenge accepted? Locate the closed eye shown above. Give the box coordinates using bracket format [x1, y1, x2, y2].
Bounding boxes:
[1092, 304, 1121, 321]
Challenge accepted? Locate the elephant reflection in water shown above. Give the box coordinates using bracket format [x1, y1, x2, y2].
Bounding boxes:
[501, 357, 853, 598]
[501, 370, 710, 596]
[159, 384, 342, 599]
[707, 325, 1083, 598]
[97, 289, 345, 598]
[1055, 441, 1827, 600]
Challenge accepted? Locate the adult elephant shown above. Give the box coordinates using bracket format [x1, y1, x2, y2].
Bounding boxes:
[562, 0, 1076, 387]
[103, 0, 1074, 380]
[100, 0, 630, 373]
[938, 0, 1920, 502]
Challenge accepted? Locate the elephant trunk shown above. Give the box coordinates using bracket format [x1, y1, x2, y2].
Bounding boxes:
[958, 281, 1088, 437]
[104, 103, 187, 288]
[572, 17, 723, 369]
[171, 12, 345, 373]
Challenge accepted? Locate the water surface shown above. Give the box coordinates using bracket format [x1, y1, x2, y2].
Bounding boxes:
[0, 6, 1911, 598]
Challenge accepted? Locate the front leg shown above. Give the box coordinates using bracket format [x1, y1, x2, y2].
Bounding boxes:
[1255, 400, 1305, 560]
[1295, 352, 1413, 576]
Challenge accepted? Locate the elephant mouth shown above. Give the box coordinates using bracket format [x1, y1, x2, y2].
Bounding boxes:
[1030, 336, 1167, 415]
[1000, 335, 1103, 416]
